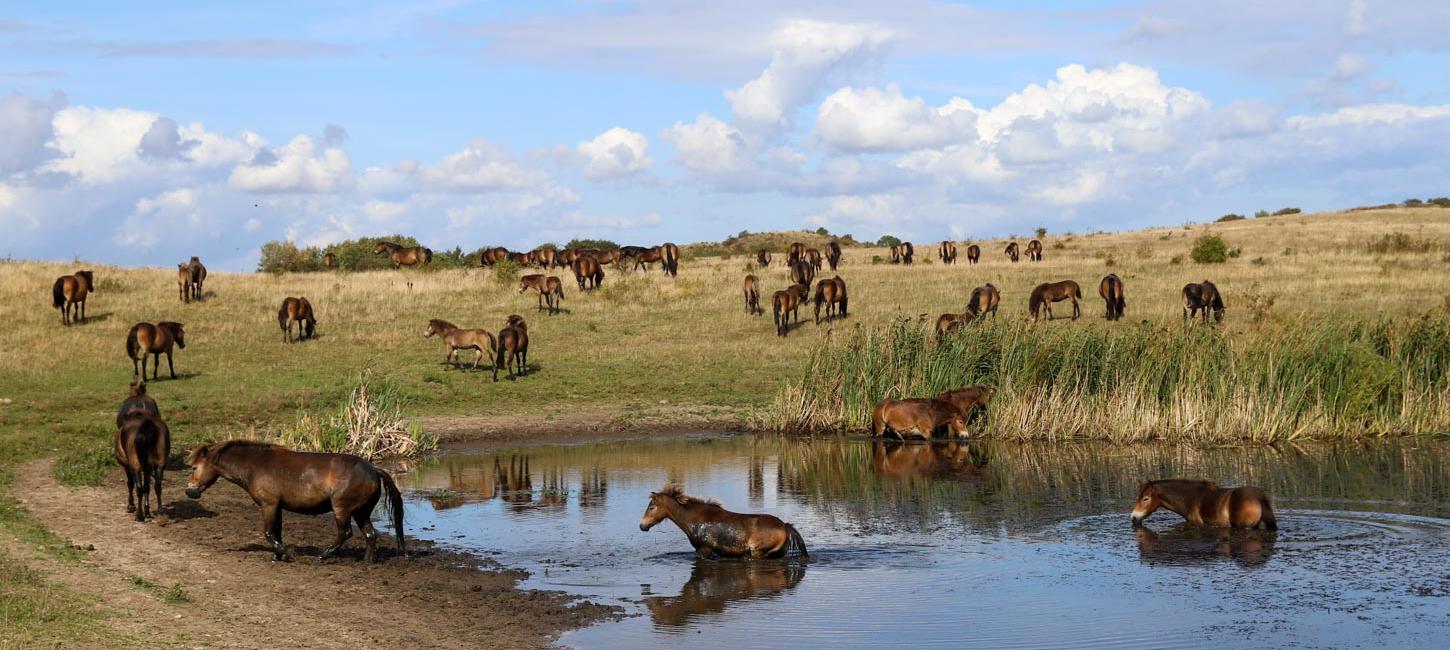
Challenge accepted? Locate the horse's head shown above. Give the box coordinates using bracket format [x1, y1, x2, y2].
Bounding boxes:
[373, 242, 391, 255]
[161, 322, 186, 349]
[424, 320, 446, 338]
[1131, 481, 1163, 526]
[506, 314, 526, 330]
[640, 489, 687, 531]
[947, 413, 971, 438]
[184, 444, 220, 499]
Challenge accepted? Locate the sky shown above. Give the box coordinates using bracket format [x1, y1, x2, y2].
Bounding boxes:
[2, 1, 1449, 270]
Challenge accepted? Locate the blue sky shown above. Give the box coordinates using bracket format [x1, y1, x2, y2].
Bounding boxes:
[3, 1, 1449, 270]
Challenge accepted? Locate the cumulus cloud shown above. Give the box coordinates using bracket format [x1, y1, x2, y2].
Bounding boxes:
[725, 20, 891, 131]
[663, 112, 751, 174]
[228, 134, 351, 193]
[137, 116, 199, 161]
[815, 85, 977, 152]
[416, 139, 547, 191]
[0, 91, 65, 176]
[577, 127, 652, 179]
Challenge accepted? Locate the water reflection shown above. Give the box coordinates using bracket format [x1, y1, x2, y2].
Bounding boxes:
[1134, 525, 1277, 568]
[871, 440, 988, 479]
[647, 559, 808, 630]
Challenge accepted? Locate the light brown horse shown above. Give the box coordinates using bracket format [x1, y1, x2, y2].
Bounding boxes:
[1183, 281, 1225, 323]
[494, 315, 529, 382]
[662, 242, 680, 277]
[323, 252, 337, 268]
[901, 242, 915, 265]
[638, 486, 807, 559]
[519, 274, 565, 315]
[592, 248, 623, 266]
[804, 248, 822, 272]
[127, 322, 186, 380]
[771, 283, 809, 336]
[757, 250, 772, 267]
[786, 242, 807, 266]
[1099, 274, 1126, 321]
[967, 283, 999, 318]
[533, 247, 558, 268]
[812, 276, 847, 324]
[277, 296, 317, 342]
[424, 319, 496, 371]
[177, 264, 194, 303]
[186, 256, 207, 298]
[632, 246, 667, 272]
[572, 255, 604, 290]
[935, 310, 975, 340]
[938, 240, 957, 264]
[965, 244, 981, 265]
[1004, 241, 1020, 262]
[742, 274, 762, 315]
[374, 241, 432, 267]
[115, 408, 170, 521]
[184, 440, 405, 562]
[1025, 239, 1043, 262]
[1029, 280, 1082, 321]
[789, 260, 815, 287]
[869, 399, 971, 440]
[51, 270, 95, 326]
[480, 247, 510, 267]
[1131, 480, 1277, 530]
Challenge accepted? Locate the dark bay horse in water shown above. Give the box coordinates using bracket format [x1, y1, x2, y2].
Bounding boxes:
[277, 297, 317, 342]
[639, 486, 807, 559]
[968, 283, 999, 318]
[1183, 281, 1225, 323]
[1099, 274, 1126, 321]
[1025, 239, 1043, 262]
[1131, 480, 1277, 530]
[185, 440, 405, 562]
[52, 270, 95, 326]
[424, 319, 495, 371]
[826, 241, 842, 270]
[1004, 241, 1020, 262]
[374, 241, 432, 268]
[938, 240, 957, 264]
[115, 410, 170, 521]
[812, 276, 847, 324]
[965, 244, 980, 265]
[743, 274, 762, 315]
[872, 386, 994, 440]
[1029, 280, 1082, 321]
[518, 274, 565, 315]
[495, 315, 529, 382]
[127, 322, 186, 380]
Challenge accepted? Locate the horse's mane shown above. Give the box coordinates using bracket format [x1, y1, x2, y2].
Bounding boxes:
[655, 485, 720, 507]
[157, 321, 184, 334]
[428, 318, 458, 332]
[187, 439, 285, 466]
[76, 270, 94, 291]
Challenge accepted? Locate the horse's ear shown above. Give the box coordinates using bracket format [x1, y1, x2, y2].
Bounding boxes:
[674, 493, 690, 505]
[185, 443, 209, 466]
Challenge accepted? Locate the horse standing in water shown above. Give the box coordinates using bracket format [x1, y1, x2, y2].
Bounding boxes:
[938, 241, 957, 264]
[968, 283, 1000, 319]
[115, 409, 170, 521]
[126, 322, 186, 380]
[374, 241, 432, 267]
[1183, 281, 1225, 324]
[965, 244, 981, 265]
[424, 319, 495, 371]
[826, 241, 842, 271]
[813, 276, 847, 324]
[185, 440, 406, 562]
[742, 275, 763, 315]
[1131, 480, 1277, 530]
[1029, 280, 1082, 321]
[1004, 241, 1020, 262]
[52, 270, 95, 326]
[1099, 274, 1126, 321]
[1025, 239, 1043, 262]
[277, 297, 317, 342]
[639, 486, 807, 559]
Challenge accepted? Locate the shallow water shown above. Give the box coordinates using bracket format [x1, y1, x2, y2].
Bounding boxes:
[396, 436, 1450, 649]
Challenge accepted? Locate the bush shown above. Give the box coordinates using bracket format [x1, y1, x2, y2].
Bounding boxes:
[1272, 207, 1302, 216]
[1254, 210, 1269, 218]
[257, 240, 324, 273]
[1403, 198, 1425, 207]
[276, 373, 435, 459]
[1169, 255, 1183, 265]
[1428, 197, 1450, 208]
[492, 259, 520, 283]
[1217, 214, 1247, 222]
[876, 235, 902, 248]
[870, 255, 884, 265]
[1034, 227, 1047, 239]
[566, 238, 619, 250]
[1190, 234, 1230, 264]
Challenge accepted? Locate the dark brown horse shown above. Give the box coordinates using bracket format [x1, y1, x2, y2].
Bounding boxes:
[508, 251, 535, 267]
[965, 244, 981, 265]
[494, 314, 529, 382]
[757, 250, 772, 267]
[889, 244, 902, 264]
[1131, 480, 1277, 530]
[662, 242, 680, 277]
[967, 283, 999, 318]
[277, 297, 317, 342]
[901, 242, 915, 265]
[826, 241, 842, 270]
[592, 248, 623, 266]
[185, 440, 406, 562]
[51, 270, 95, 326]
[1025, 239, 1043, 262]
[1183, 281, 1225, 323]
[936, 310, 974, 340]
[127, 322, 186, 380]
[771, 283, 809, 336]
[789, 260, 815, 286]
[743, 274, 762, 315]
[572, 255, 604, 290]
[479, 247, 510, 267]
[639, 486, 807, 559]
[424, 319, 496, 371]
[631, 247, 667, 272]
[116, 378, 160, 427]
[1099, 274, 1126, 321]
[186, 257, 207, 298]
[812, 276, 847, 324]
[1029, 280, 1082, 321]
[323, 252, 337, 268]
[116, 410, 170, 521]
[804, 248, 822, 272]
[374, 241, 432, 267]
[519, 274, 565, 315]
[938, 241, 957, 264]
[1004, 241, 1020, 262]
[786, 242, 807, 266]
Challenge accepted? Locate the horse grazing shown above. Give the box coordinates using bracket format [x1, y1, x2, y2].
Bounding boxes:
[935, 310, 975, 341]
[813, 276, 848, 324]
[789, 260, 815, 287]
[965, 244, 981, 265]
[572, 255, 604, 290]
[374, 241, 432, 267]
[519, 274, 565, 315]
[1099, 274, 1126, 321]
[277, 297, 317, 342]
[1183, 281, 1225, 323]
[185, 440, 406, 562]
[939, 241, 957, 264]
[889, 244, 902, 264]
[662, 242, 680, 277]
[757, 250, 772, 267]
[742, 275, 762, 315]
[126, 322, 186, 380]
[1029, 280, 1082, 321]
[1131, 480, 1277, 530]
[826, 241, 842, 270]
[967, 283, 1000, 318]
[494, 315, 529, 382]
[1026, 239, 1043, 262]
[771, 283, 809, 336]
[115, 410, 170, 521]
[479, 247, 509, 267]
[533, 247, 558, 269]
[787, 242, 807, 266]
[424, 319, 496, 371]
[804, 248, 822, 272]
[639, 486, 807, 559]
[1004, 241, 1020, 262]
[51, 270, 95, 326]
[323, 252, 337, 268]
[508, 251, 535, 267]
[631, 246, 667, 272]
[592, 248, 623, 266]
[901, 242, 915, 265]
[116, 378, 160, 428]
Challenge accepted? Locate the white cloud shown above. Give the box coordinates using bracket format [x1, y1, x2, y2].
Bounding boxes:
[815, 85, 978, 152]
[725, 20, 891, 131]
[228, 134, 351, 193]
[577, 127, 652, 179]
[1287, 103, 1450, 129]
[44, 105, 159, 183]
[662, 112, 751, 174]
[1035, 170, 1107, 206]
[0, 91, 65, 176]
[804, 193, 903, 228]
[417, 139, 546, 191]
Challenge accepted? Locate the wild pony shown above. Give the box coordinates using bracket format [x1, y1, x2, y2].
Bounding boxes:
[870, 386, 992, 440]
[424, 319, 496, 371]
[889, 244, 902, 264]
[742, 274, 763, 315]
[591, 248, 623, 266]
[51, 270, 95, 326]
[177, 264, 194, 302]
[115, 409, 170, 521]
[757, 250, 772, 267]
[812, 276, 848, 324]
[1025, 239, 1043, 262]
[967, 283, 1000, 318]
[127, 322, 186, 380]
[533, 247, 558, 269]
[826, 241, 842, 271]
[639, 486, 807, 559]
[1004, 241, 1020, 262]
[631, 246, 667, 272]
[1099, 274, 1126, 321]
[184, 440, 406, 562]
[277, 297, 317, 342]
[804, 248, 822, 272]
[965, 244, 981, 265]
[1131, 480, 1277, 530]
[519, 274, 565, 315]
[771, 283, 809, 336]
[116, 378, 160, 427]
[374, 241, 432, 267]
[935, 310, 975, 341]
[323, 252, 337, 268]
[939, 240, 957, 264]
[662, 242, 680, 277]
[787, 241, 807, 266]
[185, 256, 207, 298]
[1029, 280, 1082, 321]
[508, 251, 535, 267]
[494, 314, 529, 382]
[1183, 281, 1225, 323]
[901, 242, 915, 265]
[789, 260, 815, 287]
[479, 247, 510, 267]
[572, 255, 604, 290]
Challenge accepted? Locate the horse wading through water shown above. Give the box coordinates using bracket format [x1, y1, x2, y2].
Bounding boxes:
[639, 486, 807, 559]
[870, 386, 992, 440]
[1131, 480, 1277, 530]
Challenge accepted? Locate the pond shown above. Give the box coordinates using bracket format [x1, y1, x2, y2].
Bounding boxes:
[395, 435, 1450, 649]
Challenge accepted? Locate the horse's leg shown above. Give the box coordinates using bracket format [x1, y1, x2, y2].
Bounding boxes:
[1072, 297, 1080, 320]
[318, 506, 353, 562]
[166, 350, 175, 379]
[123, 465, 137, 514]
[261, 504, 290, 561]
[354, 512, 379, 563]
[136, 468, 150, 521]
[471, 349, 482, 371]
[152, 463, 164, 516]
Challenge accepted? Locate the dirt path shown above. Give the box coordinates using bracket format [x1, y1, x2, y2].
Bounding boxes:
[12, 459, 616, 649]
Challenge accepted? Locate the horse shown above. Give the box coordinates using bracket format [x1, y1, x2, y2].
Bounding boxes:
[116, 378, 160, 428]
[177, 264, 194, 303]
[126, 322, 186, 380]
[572, 255, 604, 290]
[789, 260, 815, 287]
[662, 242, 680, 277]
[965, 244, 981, 265]
[804, 248, 822, 272]
[51, 270, 95, 326]
[533, 247, 558, 269]
[508, 251, 535, 267]
[186, 257, 207, 298]
[638, 486, 807, 559]
[936, 311, 975, 340]
[743, 275, 762, 315]
[374, 241, 432, 267]
[479, 247, 509, 267]
[632, 247, 667, 272]
[424, 319, 496, 371]
[1004, 241, 1020, 262]
[1026, 239, 1043, 262]
[938, 241, 957, 264]
[889, 244, 902, 264]
[1099, 274, 1126, 321]
[519, 274, 565, 315]
[591, 248, 622, 266]
[184, 440, 406, 562]
[277, 297, 317, 343]
[869, 398, 971, 440]
[494, 315, 529, 382]
[1029, 280, 1082, 321]
[786, 242, 807, 266]
[115, 410, 170, 522]
[826, 241, 842, 271]
[901, 242, 915, 265]
[771, 283, 809, 336]
[812, 276, 848, 324]
[1131, 480, 1277, 530]
[323, 252, 337, 269]
[967, 283, 1000, 318]
[757, 250, 772, 267]
[1183, 281, 1225, 323]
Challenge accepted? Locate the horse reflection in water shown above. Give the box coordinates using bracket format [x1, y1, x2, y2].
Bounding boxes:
[648, 560, 807, 629]
[872, 441, 988, 479]
[495, 456, 534, 513]
[1134, 525, 1277, 568]
[579, 465, 608, 510]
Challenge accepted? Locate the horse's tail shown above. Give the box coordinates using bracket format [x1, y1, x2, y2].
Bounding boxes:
[125, 325, 141, 360]
[773, 295, 783, 332]
[378, 470, 406, 555]
[664, 245, 677, 275]
[1028, 290, 1043, 318]
[786, 524, 808, 557]
[277, 302, 289, 331]
[840, 293, 848, 318]
[52, 277, 66, 309]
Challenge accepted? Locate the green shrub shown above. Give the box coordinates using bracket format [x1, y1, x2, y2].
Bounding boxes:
[276, 373, 435, 459]
[1169, 255, 1183, 265]
[876, 235, 902, 248]
[492, 259, 520, 283]
[1217, 213, 1247, 222]
[1403, 198, 1425, 207]
[1190, 234, 1230, 263]
[1428, 197, 1450, 208]
[1272, 207, 1302, 216]
[565, 238, 619, 250]
[1034, 227, 1047, 239]
[1254, 210, 1269, 218]
[257, 240, 324, 273]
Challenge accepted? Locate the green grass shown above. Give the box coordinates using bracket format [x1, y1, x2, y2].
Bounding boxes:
[127, 576, 189, 605]
[0, 552, 111, 648]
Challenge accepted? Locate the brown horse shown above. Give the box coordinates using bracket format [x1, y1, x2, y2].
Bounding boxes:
[424, 319, 496, 371]
[479, 246, 509, 267]
[804, 248, 822, 272]
[757, 250, 772, 267]
[1131, 480, 1277, 530]
[277, 297, 317, 342]
[1099, 274, 1126, 321]
[869, 399, 971, 440]
[494, 314, 529, 382]
[632, 247, 667, 272]
[1004, 241, 1020, 262]
[967, 283, 1000, 318]
[1183, 281, 1225, 323]
[177, 264, 194, 303]
[572, 255, 604, 290]
[374, 241, 432, 267]
[519, 274, 565, 315]
[771, 283, 809, 336]
[935, 310, 975, 340]
[889, 244, 902, 264]
[965, 244, 981, 265]
[1029, 280, 1082, 321]
[786, 242, 807, 266]
[1025, 239, 1043, 262]
[638, 486, 807, 559]
[938, 240, 957, 264]
[116, 378, 160, 427]
[126, 322, 186, 380]
[812, 276, 848, 324]
[186, 256, 207, 298]
[51, 270, 95, 326]
[592, 248, 623, 266]
[184, 440, 406, 562]
[662, 242, 680, 277]
[533, 247, 558, 268]
[825, 241, 842, 270]
[508, 251, 535, 267]
[115, 410, 170, 521]
[742, 274, 762, 315]
[323, 252, 337, 268]
[901, 242, 915, 265]
[789, 260, 815, 286]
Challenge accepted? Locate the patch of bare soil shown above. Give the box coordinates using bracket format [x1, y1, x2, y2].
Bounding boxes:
[12, 459, 618, 649]
[421, 404, 746, 449]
